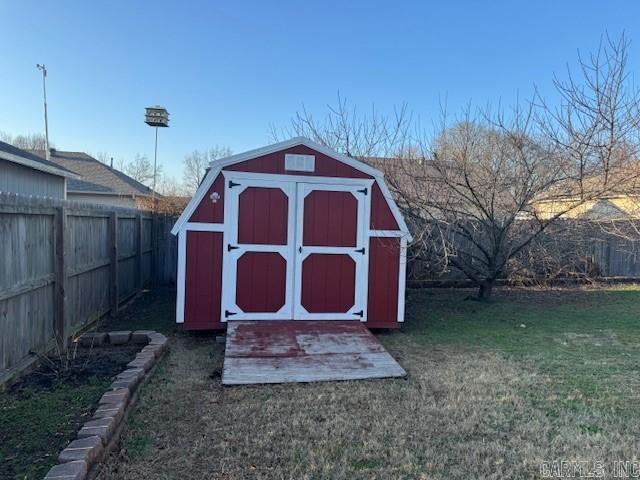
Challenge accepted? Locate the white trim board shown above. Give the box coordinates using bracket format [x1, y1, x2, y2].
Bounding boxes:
[176, 230, 186, 323]
[171, 137, 412, 240]
[0, 150, 80, 179]
[183, 222, 225, 232]
[223, 170, 375, 187]
[397, 235, 408, 323]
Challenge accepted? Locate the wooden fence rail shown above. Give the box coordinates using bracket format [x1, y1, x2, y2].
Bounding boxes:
[0, 193, 177, 380]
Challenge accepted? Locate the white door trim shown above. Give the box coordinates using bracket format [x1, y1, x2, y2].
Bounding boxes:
[223, 169, 375, 187]
[292, 182, 370, 321]
[220, 177, 296, 321]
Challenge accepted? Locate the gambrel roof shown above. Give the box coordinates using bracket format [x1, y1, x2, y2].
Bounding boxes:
[172, 137, 411, 238]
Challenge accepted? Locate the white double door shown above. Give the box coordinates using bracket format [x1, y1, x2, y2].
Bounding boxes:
[221, 173, 371, 321]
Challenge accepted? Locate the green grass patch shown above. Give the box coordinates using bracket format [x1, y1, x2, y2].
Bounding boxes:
[100, 287, 177, 335]
[0, 378, 109, 479]
[399, 287, 640, 435]
[0, 347, 138, 479]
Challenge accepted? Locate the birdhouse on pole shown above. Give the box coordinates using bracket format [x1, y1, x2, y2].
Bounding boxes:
[144, 106, 170, 127]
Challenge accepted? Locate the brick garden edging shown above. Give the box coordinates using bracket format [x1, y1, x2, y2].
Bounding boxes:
[43, 330, 169, 480]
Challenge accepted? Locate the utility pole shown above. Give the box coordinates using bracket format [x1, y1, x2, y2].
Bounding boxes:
[36, 64, 50, 160]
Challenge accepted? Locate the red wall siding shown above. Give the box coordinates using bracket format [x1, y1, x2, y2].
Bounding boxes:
[227, 145, 373, 179]
[189, 173, 225, 223]
[370, 182, 399, 230]
[184, 231, 224, 329]
[366, 237, 400, 328]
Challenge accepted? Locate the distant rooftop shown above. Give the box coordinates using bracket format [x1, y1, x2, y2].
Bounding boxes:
[0, 141, 77, 178]
[30, 149, 154, 197]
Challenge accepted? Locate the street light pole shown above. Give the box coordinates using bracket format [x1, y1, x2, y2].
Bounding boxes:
[36, 64, 50, 160]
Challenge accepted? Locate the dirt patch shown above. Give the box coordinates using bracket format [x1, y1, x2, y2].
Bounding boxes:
[10, 344, 139, 393]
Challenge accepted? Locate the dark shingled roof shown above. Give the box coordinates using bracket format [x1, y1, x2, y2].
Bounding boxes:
[0, 141, 76, 177]
[30, 149, 153, 197]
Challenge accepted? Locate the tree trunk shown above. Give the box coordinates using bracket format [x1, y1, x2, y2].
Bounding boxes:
[477, 279, 495, 300]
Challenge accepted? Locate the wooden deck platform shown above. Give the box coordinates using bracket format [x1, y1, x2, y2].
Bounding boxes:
[222, 321, 406, 385]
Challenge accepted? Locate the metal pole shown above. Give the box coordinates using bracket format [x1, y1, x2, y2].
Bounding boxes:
[152, 126, 158, 210]
[36, 64, 50, 160]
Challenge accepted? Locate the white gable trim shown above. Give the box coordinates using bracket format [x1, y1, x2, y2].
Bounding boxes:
[171, 164, 223, 235]
[171, 137, 412, 240]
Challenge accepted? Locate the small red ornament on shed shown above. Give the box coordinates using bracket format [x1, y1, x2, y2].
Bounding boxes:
[171, 138, 412, 330]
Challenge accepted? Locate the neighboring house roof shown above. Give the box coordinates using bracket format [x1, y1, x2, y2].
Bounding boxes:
[0, 141, 78, 179]
[30, 149, 153, 197]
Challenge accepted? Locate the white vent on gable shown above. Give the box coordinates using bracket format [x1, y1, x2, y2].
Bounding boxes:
[285, 154, 315, 172]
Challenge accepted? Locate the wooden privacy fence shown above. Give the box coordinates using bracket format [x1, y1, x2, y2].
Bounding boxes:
[0, 193, 177, 379]
[406, 219, 640, 285]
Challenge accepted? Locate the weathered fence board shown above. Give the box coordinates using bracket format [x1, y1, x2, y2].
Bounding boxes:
[0, 193, 177, 378]
[408, 220, 640, 284]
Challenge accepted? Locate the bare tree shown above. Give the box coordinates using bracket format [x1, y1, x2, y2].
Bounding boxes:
[117, 153, 161, 187]
[182, 146, 232, 194]
[536, 34, 640, 240]
[272, 93, 413, 158]
[401, 36, 640, 299]
[93, 151, 113, 166]
[285, 36, 640, 300]
[157, 174, 184, 196]
[0, 131, 50, 150]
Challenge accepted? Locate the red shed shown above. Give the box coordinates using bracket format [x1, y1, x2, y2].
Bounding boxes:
[171, 137, 411, 330]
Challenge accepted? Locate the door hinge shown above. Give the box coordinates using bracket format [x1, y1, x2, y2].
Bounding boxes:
[228, 180, 241, 189]
[298, 246, 302, 253]
[354, 310, 364, 317]
[357, 187, 368, 195]
[227, 244, 239, 251]
[225, 310, 237, 318]
[355, 247, 365, 254]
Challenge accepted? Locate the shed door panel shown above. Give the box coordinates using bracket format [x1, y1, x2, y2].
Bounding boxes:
[222, 177, 295, 320]
[302, 190, 358, 247]
[294, 183, 369, 320]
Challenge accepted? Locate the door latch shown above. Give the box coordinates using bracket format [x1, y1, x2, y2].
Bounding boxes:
[298, 246, 302, 253]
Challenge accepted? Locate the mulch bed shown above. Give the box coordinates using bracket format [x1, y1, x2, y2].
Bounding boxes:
[11, 345, 140, 393]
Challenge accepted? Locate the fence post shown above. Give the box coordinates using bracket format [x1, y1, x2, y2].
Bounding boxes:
[54, 207, 67, 353]
[109, 212, 119, 316]
[137, 213, 143, 289]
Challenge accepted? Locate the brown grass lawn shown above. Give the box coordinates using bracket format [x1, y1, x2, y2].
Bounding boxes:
[96, 287, 640, 479]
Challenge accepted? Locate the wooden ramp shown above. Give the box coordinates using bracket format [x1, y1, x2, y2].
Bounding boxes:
[222, 321, 406, 385]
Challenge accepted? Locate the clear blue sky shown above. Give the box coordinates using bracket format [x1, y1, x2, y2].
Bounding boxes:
[1, 1, 639, 178]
